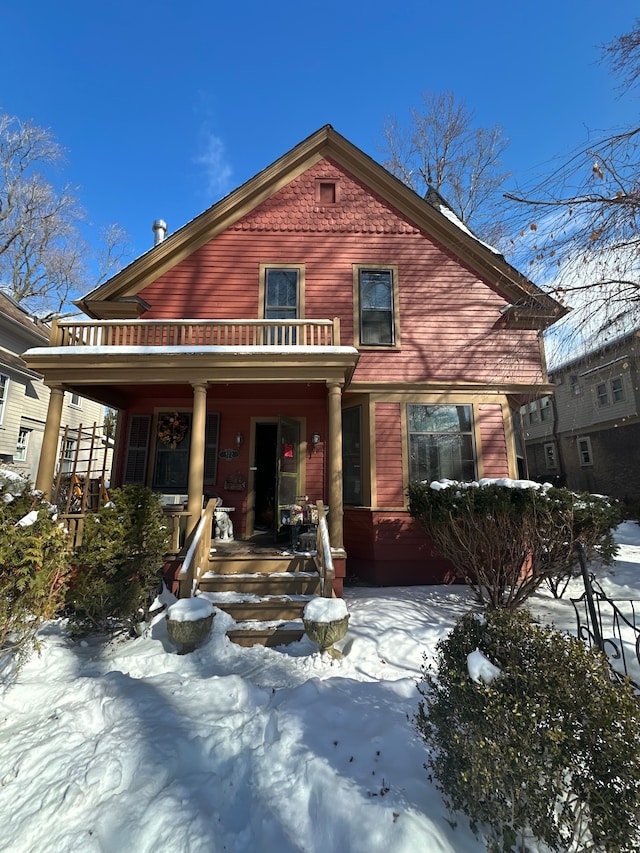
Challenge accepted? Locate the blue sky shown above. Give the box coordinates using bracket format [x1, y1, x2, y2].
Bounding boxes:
[2, 1, 637, 267]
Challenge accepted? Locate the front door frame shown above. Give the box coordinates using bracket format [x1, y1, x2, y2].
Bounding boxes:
[246, 415, 307, 537]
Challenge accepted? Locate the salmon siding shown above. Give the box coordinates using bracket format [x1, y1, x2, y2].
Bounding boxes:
[139, 159, 543, 387]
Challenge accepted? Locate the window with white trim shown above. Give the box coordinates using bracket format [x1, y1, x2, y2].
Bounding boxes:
[570, 374, 582, 396]
[0, 374, 8, 424]
[61, 438, 77, 474]
[544, 442, 557, 469]
[539, 396, 551, 422]
[596, 383, 609, 406]
[15, 428, 31, 462]
[408, 404, 475, 482]
[577, 436, 593, 467]
[611, 376, 625, 403]
[69, 392, 82, 408]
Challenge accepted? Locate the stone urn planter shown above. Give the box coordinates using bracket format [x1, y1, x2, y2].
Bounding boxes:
[303, 597, 350, 659]
[166, 597, 215, 654]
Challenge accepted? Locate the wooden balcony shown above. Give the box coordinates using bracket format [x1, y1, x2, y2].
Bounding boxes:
[50, 318, 341, 348]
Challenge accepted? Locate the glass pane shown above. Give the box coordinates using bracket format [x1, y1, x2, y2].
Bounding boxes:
[361, 309, 393, 344]
[409, 434, 474, 482]
[408, 405, 471, 434]
[342, 406, 362, 505]
[266, 269, 298, 310]
[360, 270, 392, 308]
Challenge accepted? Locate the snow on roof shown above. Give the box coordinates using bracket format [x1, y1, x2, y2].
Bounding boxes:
[24, 344, 360, 357]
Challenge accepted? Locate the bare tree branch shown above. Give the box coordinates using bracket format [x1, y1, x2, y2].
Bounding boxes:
[0, 111, 130, 315]
[379, 90, 511, 243]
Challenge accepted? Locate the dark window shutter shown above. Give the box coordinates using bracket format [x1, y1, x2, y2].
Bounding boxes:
[124, 414, 150, 484]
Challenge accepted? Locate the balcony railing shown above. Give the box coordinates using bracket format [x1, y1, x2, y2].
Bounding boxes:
[50, 318, 341, 348]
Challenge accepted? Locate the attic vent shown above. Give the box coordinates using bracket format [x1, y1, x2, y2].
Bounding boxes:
[316, 180, 338, 204]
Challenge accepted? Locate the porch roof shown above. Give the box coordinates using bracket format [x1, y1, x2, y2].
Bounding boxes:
[23, 343, 360, 407]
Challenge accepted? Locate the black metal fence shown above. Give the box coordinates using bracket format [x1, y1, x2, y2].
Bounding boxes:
[571, 543, 640, 689]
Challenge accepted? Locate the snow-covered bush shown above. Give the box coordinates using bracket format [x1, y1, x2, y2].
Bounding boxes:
[415, 609, 640, 853]
[67, 485, 168, 634]
[0, 470, 70, 677]
[407, 479, 621, 608]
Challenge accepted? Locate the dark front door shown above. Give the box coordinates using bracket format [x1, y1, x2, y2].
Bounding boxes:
[254, 423, 277, 530]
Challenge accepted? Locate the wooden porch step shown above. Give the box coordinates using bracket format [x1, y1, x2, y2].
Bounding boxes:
[226, 622, 305, 648]
[214, 595, 312, 623]
[198, 572, 321, 596]
[207, 554, 315, 575]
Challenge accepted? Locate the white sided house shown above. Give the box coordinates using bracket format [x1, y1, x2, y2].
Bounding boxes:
[0, 292, 110, 486]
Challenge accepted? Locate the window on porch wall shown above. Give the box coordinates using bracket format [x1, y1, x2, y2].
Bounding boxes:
[342, 405, 363, 505]
[408, 404, 475, 483]
[124, 412, 220, 490]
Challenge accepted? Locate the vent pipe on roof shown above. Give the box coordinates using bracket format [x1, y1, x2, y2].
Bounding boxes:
[152, 219, 167, 246]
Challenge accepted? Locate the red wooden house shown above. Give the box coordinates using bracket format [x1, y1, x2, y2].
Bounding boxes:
[26, 126, 563, 592]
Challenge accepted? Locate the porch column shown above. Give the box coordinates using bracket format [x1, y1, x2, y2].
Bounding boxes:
[186, 382, 208, 536]
[35, 385, 65, 498]
[327, 381, 345, 551]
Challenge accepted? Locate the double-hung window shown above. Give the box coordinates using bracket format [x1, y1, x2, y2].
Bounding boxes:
[408, 404, 475, 483]
[354, 265, 399, 347]
[0, 374, 8, 425]
[611, 376, 625, 403]
[577, 437, 593, 466]
[261, 265, 303, 344]
[15, 428, 30, 462]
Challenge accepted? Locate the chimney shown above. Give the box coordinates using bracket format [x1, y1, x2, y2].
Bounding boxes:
[152, 219, 167, 246]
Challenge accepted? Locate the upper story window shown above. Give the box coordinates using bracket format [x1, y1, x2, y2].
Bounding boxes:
[595, 376, 625, 407]
[611, 376, 625, 402]
[354, 265, 400, 348]
[596, 383, 609, 406]
[69, 392, 82, 408]
[528, 402, 539, 424]
[265, 269, 299, 320]
[408, 404, 475, 483]
[259, 264, 305, 345]
[0, 374, 8, 425]
[539, 396, 551, 422]
[570, 374, 582, 396]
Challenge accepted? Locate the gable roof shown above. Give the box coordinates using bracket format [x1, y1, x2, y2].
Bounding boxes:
[76, 125, 566, 328]
[0, 291, 49, 378]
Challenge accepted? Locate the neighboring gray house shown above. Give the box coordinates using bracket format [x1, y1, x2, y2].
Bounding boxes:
[523, 329, 640, 508]
[0, 292, 109, 483]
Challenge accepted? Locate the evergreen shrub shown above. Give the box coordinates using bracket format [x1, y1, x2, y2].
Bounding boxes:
[407, 480, 621, 607]
[416, 609, 640, 852]
[0, 471, 70, 676]
[68, 485, 168, 634]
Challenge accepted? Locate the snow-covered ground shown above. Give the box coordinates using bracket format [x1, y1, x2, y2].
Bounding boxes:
[1, 522, 639, 853]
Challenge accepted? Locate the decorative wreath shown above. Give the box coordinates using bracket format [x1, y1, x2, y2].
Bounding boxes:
[157, 412, 187, 449]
